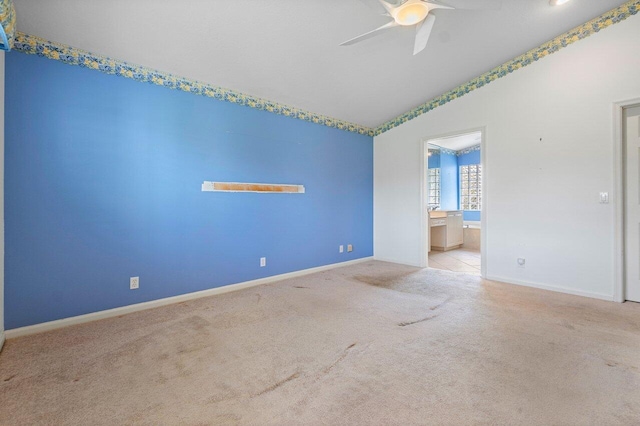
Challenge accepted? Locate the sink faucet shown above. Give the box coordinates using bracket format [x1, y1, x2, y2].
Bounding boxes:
[427, 205, 440, 211]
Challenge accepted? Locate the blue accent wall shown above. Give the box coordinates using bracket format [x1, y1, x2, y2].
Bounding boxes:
[457, 149, 481, 166]
[427, 150, 455, 210]
[458, 149, 481, 221]
[439, 152, 458, 211]
[427, 150, 440, 169]
[5, 53, 373, 329]
[463, 211, 481, 222]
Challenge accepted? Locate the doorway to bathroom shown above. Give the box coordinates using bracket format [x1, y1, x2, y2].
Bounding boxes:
[423, 129, 484, 276]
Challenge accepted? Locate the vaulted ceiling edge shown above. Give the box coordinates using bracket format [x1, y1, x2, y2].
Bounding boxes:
[10, 0, 639, 140]
[11, 32, 376, 137]
[374, 0, 640, 136]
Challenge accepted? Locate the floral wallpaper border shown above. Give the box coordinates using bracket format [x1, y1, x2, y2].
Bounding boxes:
[429, 144, 479, 156]
[12, 32, 375, 137]
[10, 0, 639, 138]
[374, 0, 640, 136]
[457, 144, 481, 156]
[440, 148, 457, 156]
[0, 0, 15, 50]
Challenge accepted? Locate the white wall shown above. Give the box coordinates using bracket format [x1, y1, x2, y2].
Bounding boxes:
[0, 50, 5, 350]
[374, 15, 640, 300]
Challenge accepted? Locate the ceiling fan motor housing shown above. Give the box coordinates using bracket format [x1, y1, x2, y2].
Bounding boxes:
[392, 0, 431, 26]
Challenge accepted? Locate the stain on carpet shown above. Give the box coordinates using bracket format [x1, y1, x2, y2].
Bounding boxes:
[398, 315, 437, 327]
[351, 269, 482, 314]
[293, 286, 310, 289]
[156, 372, 168, 385]
[207, 385, 239, 404]
[352, 272, 417, 289]
[604, 359, 638, 372]
[322, 343, 357, 376]
[253, 372, 300, 397]
[180, 315, 211, 331]
[430, 297, 451, 311]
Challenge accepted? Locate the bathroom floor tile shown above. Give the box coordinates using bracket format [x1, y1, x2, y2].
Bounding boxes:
[428, 248, 481, 276]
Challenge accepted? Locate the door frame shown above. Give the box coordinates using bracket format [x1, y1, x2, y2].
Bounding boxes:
[613, 98, 640, 303]
[420, 126, 487, 277]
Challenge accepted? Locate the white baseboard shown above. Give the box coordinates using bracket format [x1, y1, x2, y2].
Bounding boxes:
[0, 331, 5, 352]
[5, 256, 373, 339]
[485, 275, 614, 302]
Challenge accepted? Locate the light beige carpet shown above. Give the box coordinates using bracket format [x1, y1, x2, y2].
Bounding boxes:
[1, 261, 639, 425]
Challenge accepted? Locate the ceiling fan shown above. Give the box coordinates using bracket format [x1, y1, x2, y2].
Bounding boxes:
[341, 0, 502, 55]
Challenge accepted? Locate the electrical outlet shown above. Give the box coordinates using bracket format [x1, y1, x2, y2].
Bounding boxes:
[339, 245, 344, 253]
[130, 276, 139, 290]
[260, 257, 266, 267]
[599, 192, 609, 204]
[347, 244, 353, 252]
[517, 258, 525, 268]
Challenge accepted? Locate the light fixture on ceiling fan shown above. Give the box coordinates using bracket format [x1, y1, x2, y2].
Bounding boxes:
[340, 0, 502, 55]
[392, 1, 432, 26]
[549, 0, 572, 5]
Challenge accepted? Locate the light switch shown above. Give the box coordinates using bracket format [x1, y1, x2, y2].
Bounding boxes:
[599, 192, 609, 204]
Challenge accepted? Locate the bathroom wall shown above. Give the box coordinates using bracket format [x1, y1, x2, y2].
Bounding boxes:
[427, 147, 480, 217]
[426, 149, 457, 211]
[439, 151, 458, 211]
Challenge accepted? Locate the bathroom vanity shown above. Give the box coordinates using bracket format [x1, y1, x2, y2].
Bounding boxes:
[429, 210, 464, 251]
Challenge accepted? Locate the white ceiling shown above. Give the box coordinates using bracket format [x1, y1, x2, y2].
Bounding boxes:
[13, 0, 630, 128]
[429, 131, 481, 151]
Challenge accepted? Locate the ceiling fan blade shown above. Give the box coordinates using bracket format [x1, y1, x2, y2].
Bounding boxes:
[360, 0, 390, 16]
[340, 20, 398, 46]
[424, 2, 454, 11]
[424, 0, 502, 10]
[413, 14, 435, 55]
[377, 0, 398, 15]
